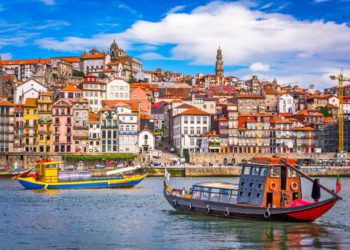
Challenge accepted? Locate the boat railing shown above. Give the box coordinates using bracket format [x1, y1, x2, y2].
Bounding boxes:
[57, 175, 124, 182]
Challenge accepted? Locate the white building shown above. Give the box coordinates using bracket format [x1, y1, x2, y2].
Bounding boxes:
[88, 112, 101, 153]
[81, 75, 107, 112]
[14, 79, 48, 104]
[138, 129, 155, 154]
[278, 94, 295, 114]
[328, 95, 339, 107]
[172, 107, 211, 156]
[106, 78, 130, 100]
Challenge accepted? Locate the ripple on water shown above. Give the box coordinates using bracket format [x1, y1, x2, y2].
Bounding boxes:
[0, 177, 350, 249]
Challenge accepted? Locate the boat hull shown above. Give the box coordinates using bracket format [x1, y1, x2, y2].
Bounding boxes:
[164, 191, 338, 222]
[17, 174, 147, 190]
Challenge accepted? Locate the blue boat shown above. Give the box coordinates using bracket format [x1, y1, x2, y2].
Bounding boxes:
[17, 160, 147, 190]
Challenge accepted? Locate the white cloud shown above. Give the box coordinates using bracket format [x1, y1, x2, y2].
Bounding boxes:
[165, 5, 186, 15]
[0, 53, 12, 60]
[139, 52, 173, 60]
[32, 20, 70, 30]
[250, 62, 270, 72]
[117, 4, 141, 17]
[35, 1, 350, 87]
[38, 0, 56, 5]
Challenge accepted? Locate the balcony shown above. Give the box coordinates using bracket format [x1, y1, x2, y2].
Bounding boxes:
[119, 131, 138, 135]
[73, 135, 89, 140]
[38, 118, 52, 124]
[73, 126, 88, 130]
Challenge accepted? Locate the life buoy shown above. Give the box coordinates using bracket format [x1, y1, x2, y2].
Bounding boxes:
[224, 208, 230, 217]
[291, 182, 298, 191]
[205, 205, 210, 214]
[264, 208, 271, 219]
[269, 182, 277, 191]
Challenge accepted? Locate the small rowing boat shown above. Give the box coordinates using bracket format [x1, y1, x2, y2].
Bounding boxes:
[17, 160, 147, 190]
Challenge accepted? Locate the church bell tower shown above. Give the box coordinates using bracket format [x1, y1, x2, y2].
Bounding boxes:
[215, 46, 224, 76]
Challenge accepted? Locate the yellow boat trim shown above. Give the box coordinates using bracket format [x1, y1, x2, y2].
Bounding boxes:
[18, 174, 148, 186]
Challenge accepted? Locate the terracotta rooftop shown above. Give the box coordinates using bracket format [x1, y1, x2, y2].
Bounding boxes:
[177, 108, 210, 116]
[24, 98, 38, 107]
[89, 112, 100, 122]
[61, 84, 81, 92]
[293, 126, 314, 131]
[81, 53, 107, 59]
[0, 100, 14, 106]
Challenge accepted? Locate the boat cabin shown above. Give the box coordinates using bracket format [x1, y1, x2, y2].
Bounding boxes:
[237, 157, 302, 208]
[191, 182, 238, 203]
[35, 160, 61, 183]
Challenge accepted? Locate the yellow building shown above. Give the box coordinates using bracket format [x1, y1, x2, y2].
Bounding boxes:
[37, 92, 54, 153]
[23, 98, 38, 152]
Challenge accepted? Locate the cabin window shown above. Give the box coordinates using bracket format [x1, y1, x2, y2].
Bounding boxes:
[249, 183, 254, 188]
[46, 163, 57, 169]
[288, 169, 297, 177]
[210, 188, 220, 202]
[271, 166, 281, 177]
[192, 186, 202, 199]
[200, 187, 210, 200]
[243, 166, 251, 175]
[251, 167, 259, 176]
[260, 167, 268, 176]
[241, 181, 245, 187]
[257, 193, 261, 198]
[248, 192, 252, 197]
[258, 183, 262, 189]
[220, 189, 231, 203]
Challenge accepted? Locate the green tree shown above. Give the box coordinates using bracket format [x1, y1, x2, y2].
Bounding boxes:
[320, 106, 332, 117]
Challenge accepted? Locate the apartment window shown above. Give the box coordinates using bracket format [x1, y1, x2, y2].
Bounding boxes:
[184, 116, 188, 124]
[184, 127, 188, 134]
[190, 138, 195, 146]
[190, 116, 195, 124]
[190, 127, 194, 135]
[203, 117, 207, 124]
[197, 116, 201, 124]
[196, 127, 201, 135]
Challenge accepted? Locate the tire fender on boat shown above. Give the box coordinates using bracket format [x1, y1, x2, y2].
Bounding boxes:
[188, 203, 192, 210]
[205, 205, 210, 214]
[291, 182, 298, 191]
[224, 208, 230, 217]
[264, 208, 271, 219]
[269, 182, 277, 191]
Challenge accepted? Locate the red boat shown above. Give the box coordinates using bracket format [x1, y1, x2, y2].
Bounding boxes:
[0, 168, 32, 179]
[164, 157, 342, 222]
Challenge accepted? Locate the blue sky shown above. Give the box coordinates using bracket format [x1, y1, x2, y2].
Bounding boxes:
[0, 0, 349, 87]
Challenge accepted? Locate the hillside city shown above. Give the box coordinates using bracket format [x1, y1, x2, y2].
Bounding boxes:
[0, 41, 348, 165]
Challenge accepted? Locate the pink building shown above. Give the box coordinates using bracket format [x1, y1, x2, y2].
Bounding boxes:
[53, 99, 73, 153]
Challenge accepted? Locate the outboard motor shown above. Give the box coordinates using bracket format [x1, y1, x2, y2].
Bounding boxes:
[311, 179, 321, 202]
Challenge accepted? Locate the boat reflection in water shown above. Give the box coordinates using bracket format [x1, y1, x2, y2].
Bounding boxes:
[178, 214, 343, 249]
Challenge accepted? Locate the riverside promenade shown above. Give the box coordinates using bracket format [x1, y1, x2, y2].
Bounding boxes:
[146, 165, 350, 177]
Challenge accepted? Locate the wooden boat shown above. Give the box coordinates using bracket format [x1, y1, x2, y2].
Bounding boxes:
[17, 160, 147, 190]
[0, 168, 31, 179]
[164, 157, 342, 222]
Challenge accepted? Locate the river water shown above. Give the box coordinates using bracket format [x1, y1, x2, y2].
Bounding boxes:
[1, 177, 349, 249]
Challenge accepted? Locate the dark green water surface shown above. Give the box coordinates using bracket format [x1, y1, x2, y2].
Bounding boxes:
[1, 177, 349, 249]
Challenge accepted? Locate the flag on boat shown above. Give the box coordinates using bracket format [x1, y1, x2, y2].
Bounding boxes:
[336, 174, 342, 193]
[164, 168, 171, 181]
